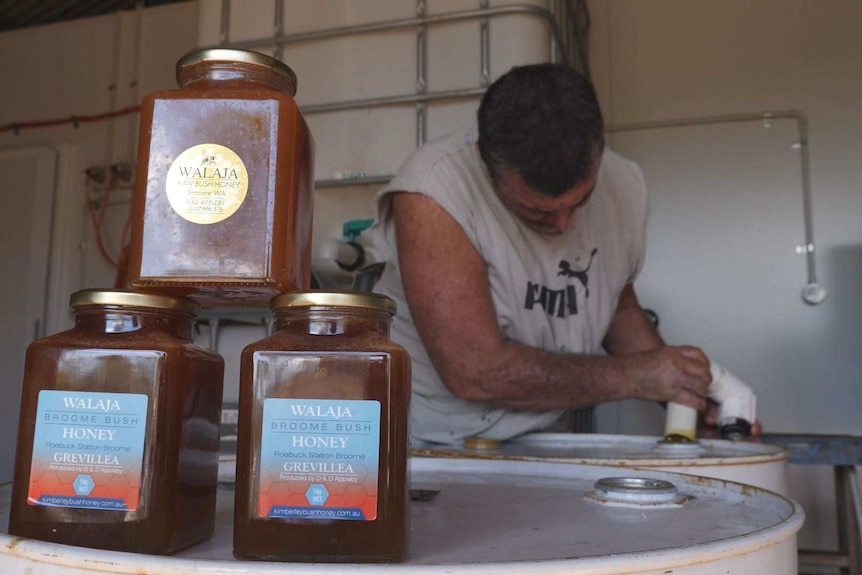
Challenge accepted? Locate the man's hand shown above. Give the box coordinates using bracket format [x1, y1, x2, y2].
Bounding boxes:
[602, 286, 710, 410]
[624, 345, 712, 409]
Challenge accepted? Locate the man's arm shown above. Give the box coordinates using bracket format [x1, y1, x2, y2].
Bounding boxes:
[602, 283, 715, 408]
[602, 283, 664, 355]
[391, 192, 711, 411]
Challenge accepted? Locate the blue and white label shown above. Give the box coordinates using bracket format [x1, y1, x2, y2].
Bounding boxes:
[28, 390, 149, 511]
[258, 398, 381, 520]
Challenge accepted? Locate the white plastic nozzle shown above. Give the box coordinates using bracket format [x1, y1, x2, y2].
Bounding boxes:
[663, 362, 756, 442]
[708, 362, 757, 427]
[663, 402, 698, 442]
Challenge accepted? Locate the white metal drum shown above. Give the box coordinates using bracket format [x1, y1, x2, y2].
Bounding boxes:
[0, 457, 803, 574]
[413, 433, 790, 495]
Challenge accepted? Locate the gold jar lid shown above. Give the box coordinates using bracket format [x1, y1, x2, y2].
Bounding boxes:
[70, 289, 200, 316]
[176, 48, 297, 96]
[464, 437, 501, 451]
[271, 291, 396, 315]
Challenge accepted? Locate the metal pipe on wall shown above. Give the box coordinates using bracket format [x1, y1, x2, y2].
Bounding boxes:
[315, 175, 394, 190]
[208, 317, 219, 351]
[214, 3, 571, 189]
[480, 0, 490, 87]
[607, 110, 825, 306]
[219, 0, 230, 45]
[104, 10, 123, 172]
[218, 5, 567, 63]
[416, 0, 427, 147]
[549, 0, 561, 64]
[794, 114, 823, 304]
[128, 1, 144, 161]
[272, 0, 283, 61]
[211, 0, 233, 346]
[302, 86, 487, 115]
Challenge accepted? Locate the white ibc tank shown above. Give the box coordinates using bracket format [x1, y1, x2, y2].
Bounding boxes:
[413, 432, 790, 495]
[0, 458, 803, 574]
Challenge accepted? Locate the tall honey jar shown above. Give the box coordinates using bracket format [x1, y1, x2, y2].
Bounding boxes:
[234, 291, 411, 562]
[127, 48, 315, 307]
[9, 290, 225, 554]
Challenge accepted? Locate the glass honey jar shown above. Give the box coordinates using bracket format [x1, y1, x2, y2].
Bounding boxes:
[9, 290, 225, 554]
[233, 291, 411, 562]
[127, 48, 315, 307]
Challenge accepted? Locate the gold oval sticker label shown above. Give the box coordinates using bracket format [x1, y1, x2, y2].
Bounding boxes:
[165, 143, 249, 224]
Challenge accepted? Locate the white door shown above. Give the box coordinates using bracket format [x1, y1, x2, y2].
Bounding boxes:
[0, 146, 58, 481]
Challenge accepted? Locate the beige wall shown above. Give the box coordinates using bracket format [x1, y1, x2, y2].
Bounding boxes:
[588, 0, 862, 558]
[0, 2, 199, 330]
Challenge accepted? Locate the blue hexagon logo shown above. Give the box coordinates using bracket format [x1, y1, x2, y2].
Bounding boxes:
[305, 484, 328, 506]
[73, 475, 94, 496]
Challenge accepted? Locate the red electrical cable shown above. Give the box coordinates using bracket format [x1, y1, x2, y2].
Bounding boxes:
[85, 172, 121, 269]
[113, 210, 134, 288]
[0, 105, 141, 134]
[4, 104, 142, 278]
[113, 243, 131, 288]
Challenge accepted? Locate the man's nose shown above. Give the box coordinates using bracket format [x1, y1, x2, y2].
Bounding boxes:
[546, 209, 571, 233]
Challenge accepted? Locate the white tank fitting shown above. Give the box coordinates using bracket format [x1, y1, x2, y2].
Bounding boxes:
[709, 363, 757, 440]
[663, 362, 757, 442]
[663, 403, 698, 443]
[312, 238, 362, 289]
[317, 237, 364, 270]
[312, 219, 381, 289]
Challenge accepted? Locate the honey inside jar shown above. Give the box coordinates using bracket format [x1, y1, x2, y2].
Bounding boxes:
[233, 291, 412, 562]
[8, 290, 224, 554]
[127, 48, 315, 307]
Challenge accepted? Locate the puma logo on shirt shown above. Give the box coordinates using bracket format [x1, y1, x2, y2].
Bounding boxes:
[524, 248, 598, 318]
[557, 248, 598, 297]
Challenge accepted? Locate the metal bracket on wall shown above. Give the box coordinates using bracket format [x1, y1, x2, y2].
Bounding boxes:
[607, 110, 825, 306]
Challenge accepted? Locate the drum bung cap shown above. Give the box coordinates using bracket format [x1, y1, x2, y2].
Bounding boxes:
[464, 437, 501, 451]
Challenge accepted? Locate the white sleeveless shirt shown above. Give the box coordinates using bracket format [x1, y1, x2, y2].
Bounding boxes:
[371, 128, 648, 444]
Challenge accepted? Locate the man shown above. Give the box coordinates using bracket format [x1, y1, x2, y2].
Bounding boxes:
[371, 63, 713, 445]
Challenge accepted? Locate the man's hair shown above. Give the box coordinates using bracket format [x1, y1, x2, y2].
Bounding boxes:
[477, 63, 604, 197]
